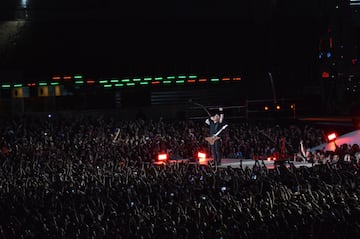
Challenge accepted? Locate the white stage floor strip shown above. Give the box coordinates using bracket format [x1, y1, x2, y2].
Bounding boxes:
[155, 158, 314, 169]
[218, 158, 313, 169]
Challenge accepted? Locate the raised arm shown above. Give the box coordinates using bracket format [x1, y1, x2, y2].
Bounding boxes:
[300, 140, 306, 157]
[219, 107, 224, 123]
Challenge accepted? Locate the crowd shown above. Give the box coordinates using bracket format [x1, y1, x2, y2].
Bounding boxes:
[0, 112, 359, 238]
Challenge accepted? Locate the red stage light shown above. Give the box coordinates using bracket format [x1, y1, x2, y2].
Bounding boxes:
[197, 152, 206, 164]
[158, 153, 168, 161]
[322, 71, 330, 78]
[327, 133, 337, 141]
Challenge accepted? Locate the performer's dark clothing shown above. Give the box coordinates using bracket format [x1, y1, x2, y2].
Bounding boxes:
[208, 119, 223, 166]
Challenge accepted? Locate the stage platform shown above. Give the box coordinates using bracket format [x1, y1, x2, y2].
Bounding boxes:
[154, 158, 314, 169]
[218, 158, 313, 169]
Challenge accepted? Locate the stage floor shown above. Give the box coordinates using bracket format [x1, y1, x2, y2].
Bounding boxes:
[217, 158, 313, 169]
[155, 158, 314, 169]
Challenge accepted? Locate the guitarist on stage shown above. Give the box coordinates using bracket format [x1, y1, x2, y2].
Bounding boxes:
[205, 107, 224, 166]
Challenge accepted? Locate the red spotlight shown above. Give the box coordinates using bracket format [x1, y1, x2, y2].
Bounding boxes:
[322, 71, 330, 78]
[197, 152, 207, 164]
[158, 153, 168, 161]
[327, 132, 337, 141]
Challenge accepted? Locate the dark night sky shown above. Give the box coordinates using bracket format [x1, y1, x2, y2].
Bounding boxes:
[1, 0, 337, 93]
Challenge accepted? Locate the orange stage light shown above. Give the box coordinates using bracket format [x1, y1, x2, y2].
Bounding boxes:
[327, 132, 337, 141]
[197, 152, 206, 164]
[158, 153, 168, 161]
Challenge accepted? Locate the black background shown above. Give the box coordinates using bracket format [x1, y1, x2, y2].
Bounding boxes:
[0, 0, 342, 96]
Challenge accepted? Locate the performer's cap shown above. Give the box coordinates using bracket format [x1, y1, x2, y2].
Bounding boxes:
[210, 109, 218, 116]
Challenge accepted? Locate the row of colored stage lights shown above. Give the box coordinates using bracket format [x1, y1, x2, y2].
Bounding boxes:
[0, 75, 241, 88]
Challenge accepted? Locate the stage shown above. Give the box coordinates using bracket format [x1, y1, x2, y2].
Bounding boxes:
[154, 158, 314, 169]
[217, 158, 313, 169]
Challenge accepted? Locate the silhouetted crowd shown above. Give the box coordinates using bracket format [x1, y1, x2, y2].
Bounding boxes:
[0, 113, 360, 238]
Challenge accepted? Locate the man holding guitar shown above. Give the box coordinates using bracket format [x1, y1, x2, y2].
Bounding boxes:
[205, 107, 225, 166]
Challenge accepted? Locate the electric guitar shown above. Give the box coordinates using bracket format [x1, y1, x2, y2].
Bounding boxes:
[205, 124, 228, 145]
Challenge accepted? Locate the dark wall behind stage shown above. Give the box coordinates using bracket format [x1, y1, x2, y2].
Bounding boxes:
[0, 0, 330, 98]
